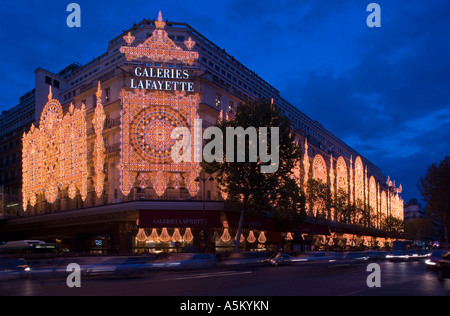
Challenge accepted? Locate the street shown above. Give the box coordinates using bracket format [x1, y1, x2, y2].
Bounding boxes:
[1, 260, 448, 297]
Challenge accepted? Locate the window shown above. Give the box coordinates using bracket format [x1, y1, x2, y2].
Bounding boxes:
[105, 88, 110, 102]
[53, 80, 60, 89]
[228, 101, 234, 113]
[215, 94, 222, 109]
[45, 76, 52, 85]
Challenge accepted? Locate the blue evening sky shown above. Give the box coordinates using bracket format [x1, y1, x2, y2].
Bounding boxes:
[0, 0, 449, 203]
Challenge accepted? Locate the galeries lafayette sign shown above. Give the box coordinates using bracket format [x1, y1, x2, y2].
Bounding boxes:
[139, 210, 222, 228]
[129, 66, 195, 92]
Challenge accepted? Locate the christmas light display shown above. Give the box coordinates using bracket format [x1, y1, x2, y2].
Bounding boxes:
[381, 191, 387, 219]
[365, 166, 369, 208]
[136, 228, 148, 242]
[369, 176, 377, 213]
[349, 156, 354, 204]
[120, 89, 201, 197]
[148, 228, 159, 243]
[312, 154, 327, 183]
[119, 14, 201, 198]
[92, 82, 106, 198]
[120, 11, 199, 65]
[22, 87, 88, 210]
[258, 231, 267, 244]
[247, 230, 256, 243]
[159, 228, 171, 242]
[303, 139, 310, 188]
[234, 231, 245, 243]
[329, 154, 335, 196]
[354, 156, 364, 205]
[221, 228, 231, 243]
[336, 156, 348, 194]
[183, 228, 194, 243]
[171, 228, 182, 242]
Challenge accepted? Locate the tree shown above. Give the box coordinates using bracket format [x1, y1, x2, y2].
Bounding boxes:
[405, 218, 435, 241]
[306, 178, 332, 220]
[419, 156, 450, 245]
[202, 99, 305, 252]
[333, 188, 349, 224]
[382, 215, 404, 237]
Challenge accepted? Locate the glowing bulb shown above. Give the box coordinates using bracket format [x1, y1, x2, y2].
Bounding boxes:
[136, 229, 148, 243]
[172, 228, 182, 242]
[148, 229, 159, 243]
[258, 231, 267, 244]
[183, 228, 194, 243]
[247, 231, 256, 244]
[235, 232, 245, 243]
[159, 228, 171, 243]
[221, 228, 231, 243]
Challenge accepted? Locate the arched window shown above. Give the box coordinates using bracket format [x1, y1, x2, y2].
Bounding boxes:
[336, 156, 348, 194]
[369, 176, 377, 212]
[381, 190, 387, 219]
[354, 156, 364, 206]
[313, 155, 327, 184]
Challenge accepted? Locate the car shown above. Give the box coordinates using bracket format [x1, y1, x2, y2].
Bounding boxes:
[218, 252, 268, 268]
[0, 259, 30, 280]
[437, 252, 450, 281]
[342, 252, 370, 264]
[84, 256, 154, 277]
[27, 259, 69, 279]
[386, 250, 409, 262]
[153, 253, 216, 271]
[291, 252, 344, 266]
[267, 253, 293, 267]
[425, 250, 447, 270]
[405, 249, 429, 261]
[363, 251, 387, 261]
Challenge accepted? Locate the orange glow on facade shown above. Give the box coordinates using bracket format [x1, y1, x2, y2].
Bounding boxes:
[119, 13, 201, 198]
[119, 11, 199, 65]
[312, 154, 327, 183]
[92, 82, 106, 198]
[336, 156, 348, 194]
[22, 87, 88, 210]
[354, 156, 364, 206]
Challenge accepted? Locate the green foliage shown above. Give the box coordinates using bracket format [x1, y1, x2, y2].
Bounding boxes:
[419, 156, 450, 243]
[202, 99, 306, 235]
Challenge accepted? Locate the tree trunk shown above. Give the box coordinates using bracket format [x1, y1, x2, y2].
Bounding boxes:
[235, 208, 245, 253]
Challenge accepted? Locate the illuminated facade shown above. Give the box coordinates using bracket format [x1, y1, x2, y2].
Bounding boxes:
[1, 12, 404, 254]
[22, 87, 88, 209]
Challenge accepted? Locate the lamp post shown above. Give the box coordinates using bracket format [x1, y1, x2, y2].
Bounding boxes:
[195, 174, 214, 251]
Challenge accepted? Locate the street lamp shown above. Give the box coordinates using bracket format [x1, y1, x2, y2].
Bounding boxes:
[195, 174, 214, 249]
